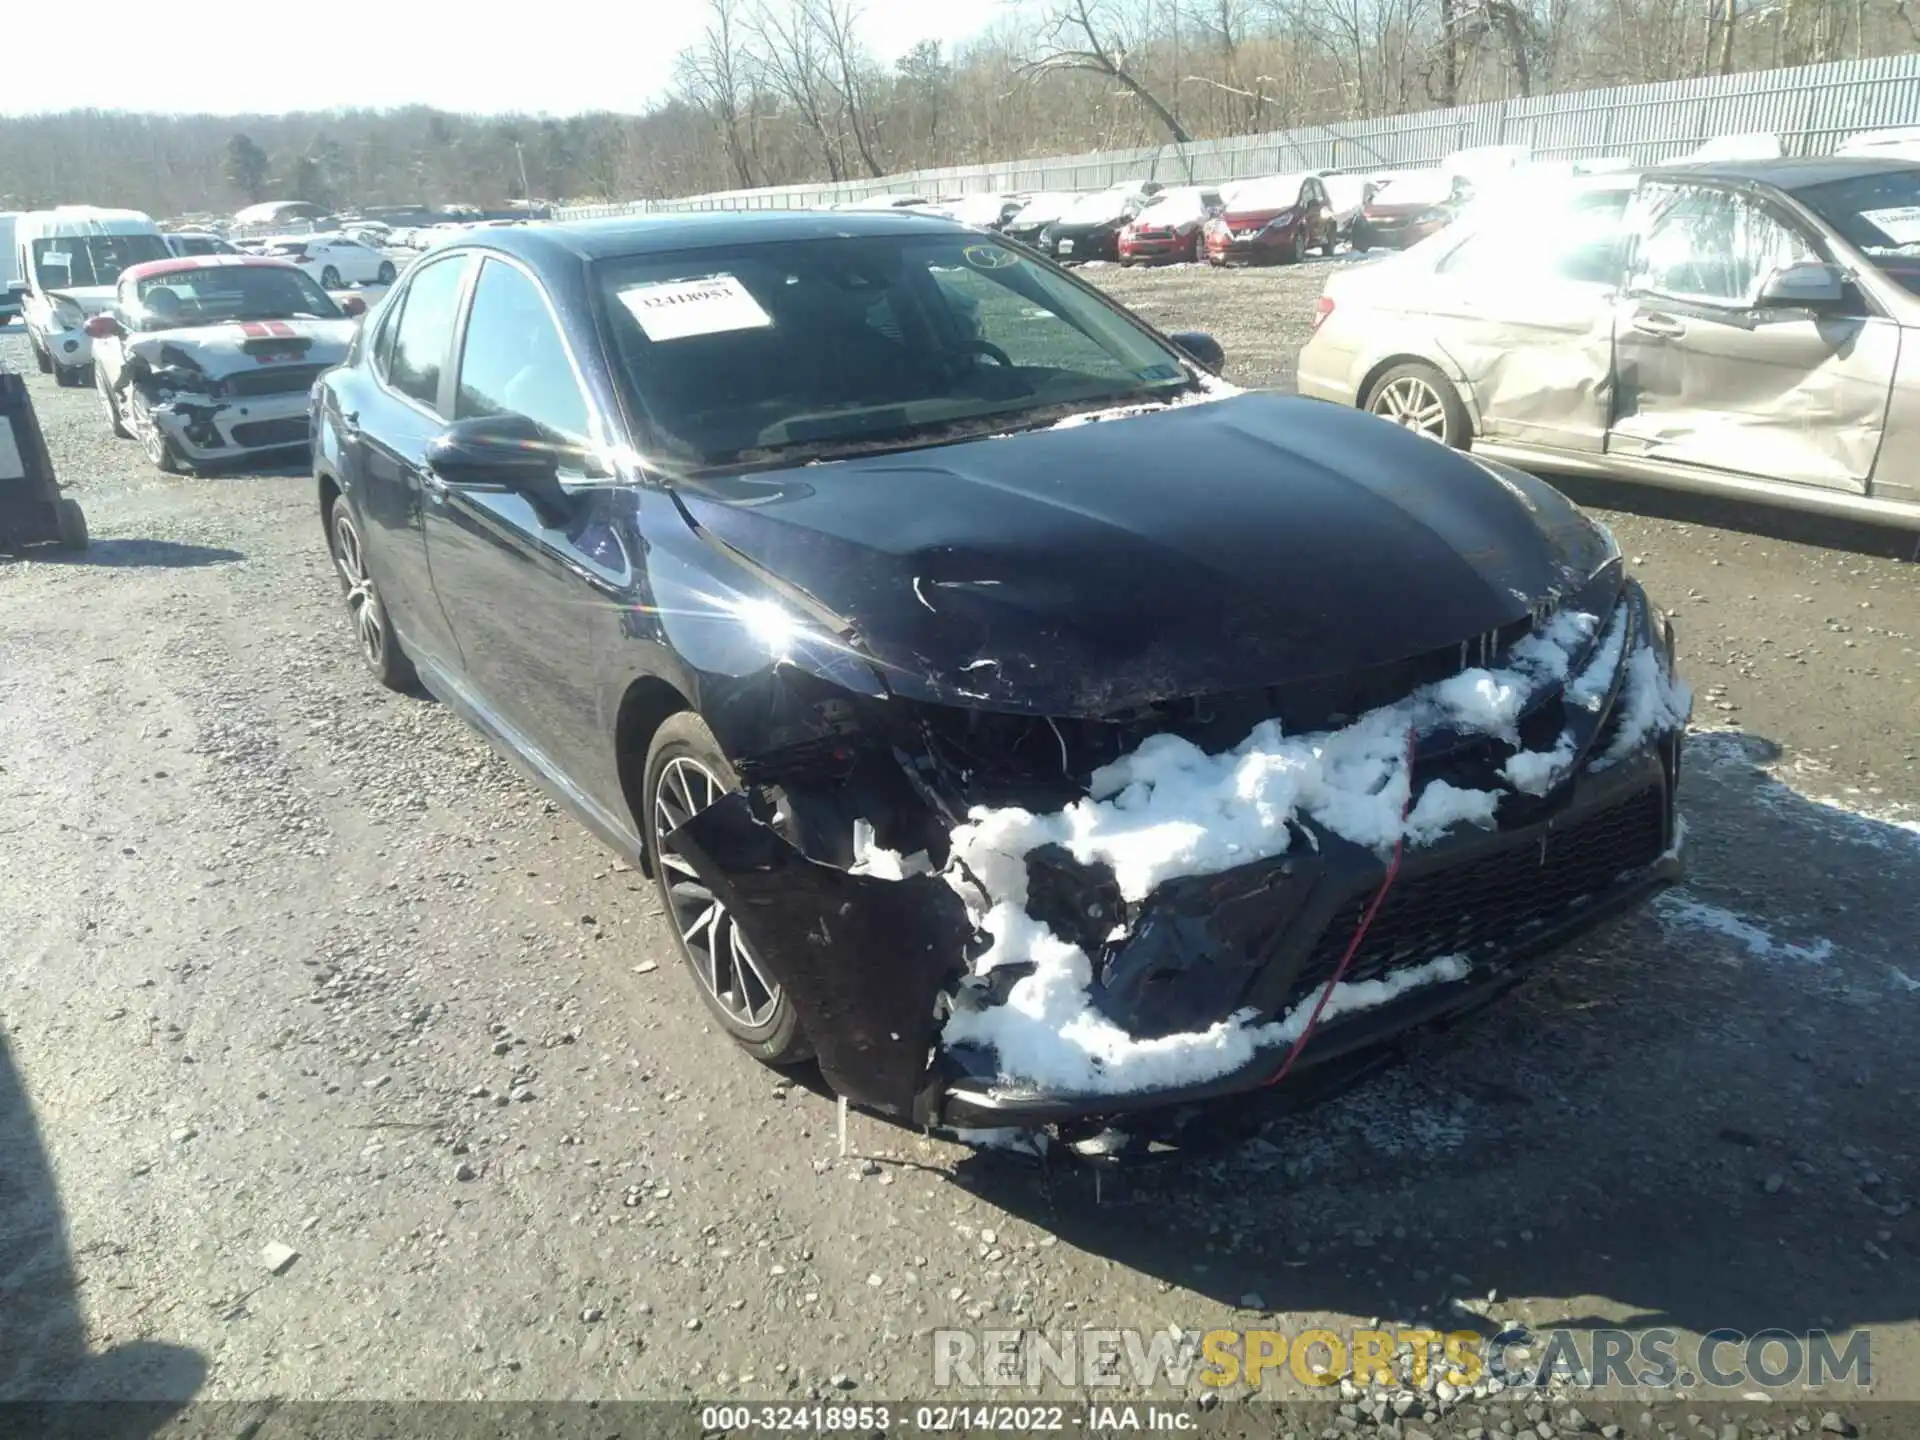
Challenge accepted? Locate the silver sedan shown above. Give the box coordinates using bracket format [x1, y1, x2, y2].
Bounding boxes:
[1297, 156, 1920, 531]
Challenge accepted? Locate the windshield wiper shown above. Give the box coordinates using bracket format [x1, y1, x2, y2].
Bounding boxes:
[701, 386, 1198, 471]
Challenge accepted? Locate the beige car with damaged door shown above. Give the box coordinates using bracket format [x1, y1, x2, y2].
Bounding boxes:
[1297, 157, 1920, 531]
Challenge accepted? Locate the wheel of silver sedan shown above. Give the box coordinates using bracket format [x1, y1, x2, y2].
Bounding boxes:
[333, 510, 385, 668]
[1371, 374, 1448, 438]
[653, 754, 783, 1029]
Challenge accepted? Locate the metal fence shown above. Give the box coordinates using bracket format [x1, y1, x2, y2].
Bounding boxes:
[557, 54, 1920, 221]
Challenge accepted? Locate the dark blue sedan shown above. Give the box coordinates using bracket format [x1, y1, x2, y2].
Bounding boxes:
[312, 210, 1686, 1156]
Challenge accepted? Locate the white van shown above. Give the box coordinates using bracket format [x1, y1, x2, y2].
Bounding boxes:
[14, 207, 169, 386]
[0, 213, 21, 324]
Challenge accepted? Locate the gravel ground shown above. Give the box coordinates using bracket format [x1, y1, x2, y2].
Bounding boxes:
[1, 256, 1917, 1434]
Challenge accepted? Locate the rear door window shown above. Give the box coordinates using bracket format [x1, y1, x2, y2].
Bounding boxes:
[386, 254, 471, 413]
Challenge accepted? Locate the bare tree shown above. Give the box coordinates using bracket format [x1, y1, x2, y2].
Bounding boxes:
[809, 0, 888, 176]
[676, 0, 761, 188]
[1024, 0, 1197, 143]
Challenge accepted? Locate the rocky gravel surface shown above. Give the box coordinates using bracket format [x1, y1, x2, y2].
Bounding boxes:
[0, 255, 1916, 1437]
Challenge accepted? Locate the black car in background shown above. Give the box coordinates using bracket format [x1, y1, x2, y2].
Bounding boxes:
[312, 211, 1687, 1152]
[1038, 183, 1162, 263]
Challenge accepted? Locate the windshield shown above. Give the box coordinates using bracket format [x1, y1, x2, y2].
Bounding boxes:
[1135, 188, 1211, 226]
[1794, 170, 1920, 296]
[1371, 172, 1453, 207]
[1059, 189, 1143, 226]
[596, 233, 1195, 470]
[1008, 193, 1075, 227]
[1223, 175, 1307, 213]
[31, 233, 170, 289]
[130, 265, 343, 329]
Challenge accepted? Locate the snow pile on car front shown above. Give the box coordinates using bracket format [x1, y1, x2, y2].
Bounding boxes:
[928, 595, 1689, 1104]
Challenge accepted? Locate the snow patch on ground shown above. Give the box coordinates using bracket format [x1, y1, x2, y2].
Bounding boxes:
[939, 600, 1682, 1097]
[1654, 891, 1835, 964]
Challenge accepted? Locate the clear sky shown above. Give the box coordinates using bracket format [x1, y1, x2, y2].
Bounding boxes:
[3, 0, 1010, 117]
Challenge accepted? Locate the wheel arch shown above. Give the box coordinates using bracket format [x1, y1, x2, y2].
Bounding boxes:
[614, 675, 697, 877]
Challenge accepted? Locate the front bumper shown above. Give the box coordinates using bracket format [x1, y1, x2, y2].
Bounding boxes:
[1119, 234, 1190, 262]
[936, 738, 1682, 1128]
[1354, 216, 1444, 249]
[36, 323, 92, 370]
[151, 391, 311, 463]
[1205, 227, 1302, 264]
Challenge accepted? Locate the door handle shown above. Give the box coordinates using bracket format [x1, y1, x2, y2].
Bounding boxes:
[1631, 314, 1686, 339]
[338, 409, 361, 436]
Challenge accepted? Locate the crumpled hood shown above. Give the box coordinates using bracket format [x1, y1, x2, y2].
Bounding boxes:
[126, 318, 356, 379]
[47, 286, 117, 317]
[674, 392, 1616, 716]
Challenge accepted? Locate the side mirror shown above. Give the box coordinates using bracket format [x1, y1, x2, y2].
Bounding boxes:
[84, 314, 125, 339]
[5, 280, 28, 300]
[1757, 259, 1844, 308]
[1170, 330, 1225, 374]
[426, 413, 576, 526]
[340, 295, 367, 317]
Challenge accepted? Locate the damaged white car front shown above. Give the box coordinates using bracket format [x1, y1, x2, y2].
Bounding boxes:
[87, 256, 364, 473]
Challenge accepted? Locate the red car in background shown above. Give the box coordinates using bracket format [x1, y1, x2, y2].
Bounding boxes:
[1117, 187, 1225, 264]
[1349, 171, 1472, 251]
[1204, 174, 1339, 265]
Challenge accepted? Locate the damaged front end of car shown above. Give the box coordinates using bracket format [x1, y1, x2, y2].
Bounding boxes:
[652, 557, 1690, 1161]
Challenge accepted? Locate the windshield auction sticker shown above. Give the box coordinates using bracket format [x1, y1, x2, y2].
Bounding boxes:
[618, 273, 774, 342]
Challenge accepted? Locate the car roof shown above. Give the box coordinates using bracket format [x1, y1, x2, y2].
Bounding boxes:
[122, 254, 304, 282]
[432, 208, 974, 267]
[1647, 154, 1920, 190]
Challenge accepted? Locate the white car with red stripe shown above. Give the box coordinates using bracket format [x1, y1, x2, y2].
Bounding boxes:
[85, 255, 368, 473]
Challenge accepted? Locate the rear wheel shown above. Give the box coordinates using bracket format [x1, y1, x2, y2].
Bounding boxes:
[376, 260, 396, 284]
[321, 265, 342, 289]
[327, 495, 418, 691]
[643, 712, 810, 1067]
[1365, 361, 1471, 448]
[31, 337, 52, 374]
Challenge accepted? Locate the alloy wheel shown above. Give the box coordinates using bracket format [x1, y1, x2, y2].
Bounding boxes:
[653, 755, 783, 1029]
[1371, 375, 1448, 440]
[332, 511, 385, 666]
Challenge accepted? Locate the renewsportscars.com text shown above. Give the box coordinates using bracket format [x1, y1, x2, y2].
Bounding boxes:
[932, 1326, 1872, 1394]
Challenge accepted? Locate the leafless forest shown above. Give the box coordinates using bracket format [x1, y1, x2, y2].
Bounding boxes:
[2, 0, 1915, 217]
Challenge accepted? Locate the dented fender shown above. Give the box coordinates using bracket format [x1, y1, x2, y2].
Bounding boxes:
[667, 792, 972, 1116]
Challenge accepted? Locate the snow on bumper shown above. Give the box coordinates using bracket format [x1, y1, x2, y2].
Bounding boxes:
[665, 583, 1690, 1130]
[149, 391, 310, 462]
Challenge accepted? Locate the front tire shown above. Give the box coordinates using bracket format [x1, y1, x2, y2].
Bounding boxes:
[643, 712, 810, 1067]
[97, 367, 131, 439]
[55, 498, 88, 551]
[376, 261, 396, 285]
[327, 495, 418, 691]
[1364, 361, 1471, 448]
[31, 337, 52, 374]
[321, 266, 342, 290]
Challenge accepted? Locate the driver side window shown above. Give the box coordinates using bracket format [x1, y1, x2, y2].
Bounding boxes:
[454, 258, 593, 457]
[1629, 184, 1816, 305]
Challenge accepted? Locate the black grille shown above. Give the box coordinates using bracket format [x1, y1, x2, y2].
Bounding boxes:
[225, 364, 327, 398]
[230, 417, 308, 448]
[1289, 785, 1667, 1001]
